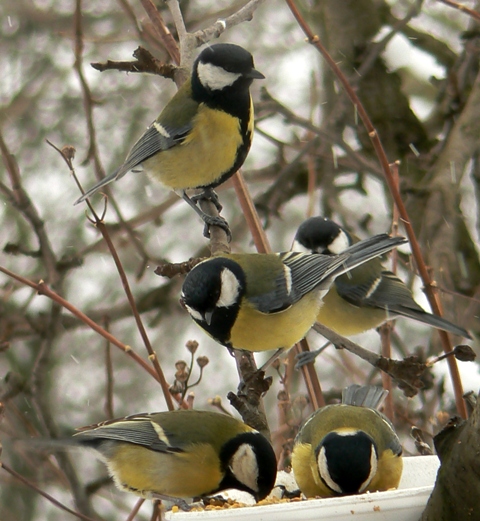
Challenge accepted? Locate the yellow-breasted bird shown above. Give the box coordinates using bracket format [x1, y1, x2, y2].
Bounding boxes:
[292, 216, 470, 339]
[181, 233, 407, 363]
[72, 410, 277, 505]
[75, 43, 264, 237]
[292, 384, 403, 497]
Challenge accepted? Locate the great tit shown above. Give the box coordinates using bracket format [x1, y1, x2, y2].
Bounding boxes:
[75, 43, 264, 235]
[292, 216, 470, 339]
[73, 409, 277, 504]
[292, 384, 403, 497]
[181, 233, 407, 357]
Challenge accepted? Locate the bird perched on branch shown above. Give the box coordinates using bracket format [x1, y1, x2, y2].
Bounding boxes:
[181, 233, 407, 366]
[292, 216, 470, 344]
[75, 43, 264, 238]
[71, 409, 277, 507]
[292, 384, 403, 497]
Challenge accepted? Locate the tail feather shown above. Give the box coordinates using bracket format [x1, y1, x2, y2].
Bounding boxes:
[335, 234, 407, 277]
[389, 305, 471, 338]
[342, 384, 388, 409]
[74, 166, 124, 205]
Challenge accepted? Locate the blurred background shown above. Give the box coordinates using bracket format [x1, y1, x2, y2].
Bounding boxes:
[0, 0, 479, 519]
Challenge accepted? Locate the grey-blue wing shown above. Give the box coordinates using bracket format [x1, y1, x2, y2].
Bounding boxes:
[249, 252, 349, 313]
[114, 120, 192, 180]
[74, 416, 183, 453]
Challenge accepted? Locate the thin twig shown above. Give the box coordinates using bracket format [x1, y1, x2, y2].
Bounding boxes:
[91, 46, 176, 78]
[0, 265, 164, 385]
[0, 133, 58, 285]
[232, 171, 325, 410]
[47, 141, 174, 410]
[355, 1, 423, 82]
[313, 323, 426, 395]
[71, 4, 152, 272]
[379, 162, 401, 421]
[192, 0, 266, 44]
[95, 219, 175, 410]
[140, 0, 181, 65]
[438, 0, 480, 21]
[285, 0, 467, 418]
[126, 498, 146, 521]
[103, 316, 115, 419]
[0, 463, 99, 521]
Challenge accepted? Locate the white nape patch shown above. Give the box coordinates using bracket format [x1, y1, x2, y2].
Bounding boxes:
[365, 277, 382, 299]
[217, 268, 240, 308]
[197, 62, 241, 91]
[229, 443, 259, 494]
[283, 265, 293, 295]
[184, 303, 204, 322]
[291, 239, 310, 253]
[153, 122, 170, 138]
[329, 230, 350, 254]
[358, 446, 378, 493]
[317, 446, 343, 494]
[150, 422, 170, 445]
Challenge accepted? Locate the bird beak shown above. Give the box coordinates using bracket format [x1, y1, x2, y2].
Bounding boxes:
[204, 310, 214, 325]
[246, 68, 265, 80]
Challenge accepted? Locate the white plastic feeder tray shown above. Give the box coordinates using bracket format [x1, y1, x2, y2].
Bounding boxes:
[166, 455, 439, 521]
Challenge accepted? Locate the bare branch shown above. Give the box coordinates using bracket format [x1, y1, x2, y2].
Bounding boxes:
[192, 0, 266, 45]
[91, 46, 177, 78]
[140, 0, 180, 65]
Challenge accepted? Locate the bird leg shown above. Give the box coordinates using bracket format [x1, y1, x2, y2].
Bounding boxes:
[294, 341, 331, 369]
[182, 190, 232, 241]
[150, 493, 191, 511]
[257, 348, 285, 373]
[190, 188, 223, 212]
[235, 348, 283, 395]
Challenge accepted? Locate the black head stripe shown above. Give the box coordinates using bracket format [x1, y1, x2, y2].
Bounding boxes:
[182, 258, 246, 346]
[295, 217, 343, 253]
[318, 431, 376, 495]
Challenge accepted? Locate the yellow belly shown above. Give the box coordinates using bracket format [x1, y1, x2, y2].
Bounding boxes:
[229, 292, 321, 352]
[317, 287, 387, 336]
[368, 449, 403, 492]
[142, 107, 244, 190]
[107, 443, 222, 498]
[292, 442, 331, 498]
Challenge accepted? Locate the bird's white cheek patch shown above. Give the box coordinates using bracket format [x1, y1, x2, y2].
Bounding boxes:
[197, 62, 241, 91]
[217, 268, 240, 308]
[229, 443, 259, 493]
[329, 230, 350, 254]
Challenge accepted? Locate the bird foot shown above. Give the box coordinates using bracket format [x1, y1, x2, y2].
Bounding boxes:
[182, 190, 232, 241]
[150, 493, 191, 511]
[294, 349, 320, 369]
[191, 188, 223, 212]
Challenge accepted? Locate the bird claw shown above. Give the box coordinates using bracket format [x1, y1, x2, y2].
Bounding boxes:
[182, 190, 231, 242]
[237, 370, 272, 397]
[294, 350, 320, 369]
[202, 215, 232, 242]
[191, 188, 223, 212]
[150, 493, 191, 511]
